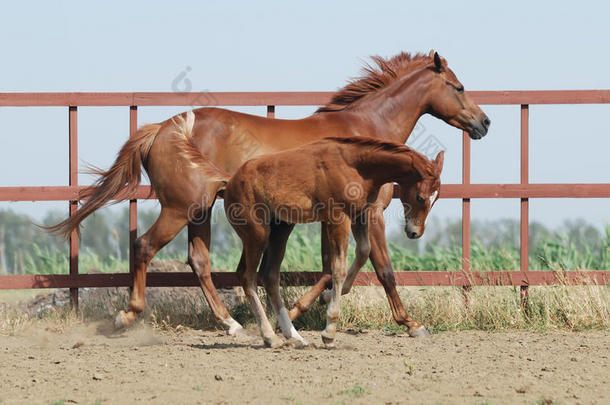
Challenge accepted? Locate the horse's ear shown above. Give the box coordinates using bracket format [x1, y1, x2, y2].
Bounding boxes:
[434, 150, 444, 175]
[433, 52, 443, 71]
[428, 49, 435, 59]
[215, 179, 228, 197]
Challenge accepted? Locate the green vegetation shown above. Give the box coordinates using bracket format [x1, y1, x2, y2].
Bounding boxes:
[337, 382, 369, 398]
[1, 206, 608, 335]
[0, 206, 608, 275]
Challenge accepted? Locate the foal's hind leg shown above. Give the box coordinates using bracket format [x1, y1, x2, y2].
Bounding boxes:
[237, 227, 282, 348]
[259, 222, 308, 345]
[321, 219, 350, 347]
[287, 222, 333, 320]
[115, 208, 188, 329]
[187, 215, 244, 336]
[321, 218, 371, 303]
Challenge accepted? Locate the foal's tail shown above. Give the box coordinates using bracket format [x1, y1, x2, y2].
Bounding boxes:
[45, 123, 162, 239]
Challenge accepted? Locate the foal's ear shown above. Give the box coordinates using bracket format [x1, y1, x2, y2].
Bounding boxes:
[434, 151, 445, 175]
[433, 52, 443, 71]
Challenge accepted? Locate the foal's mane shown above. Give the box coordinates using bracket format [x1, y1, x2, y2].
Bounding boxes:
[323, 136, 437, 178]
[316, 52, 433, 113]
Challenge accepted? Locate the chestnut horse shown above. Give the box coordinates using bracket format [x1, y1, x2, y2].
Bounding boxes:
[48, 51, 489, 336]
[222, 136, 443, 347]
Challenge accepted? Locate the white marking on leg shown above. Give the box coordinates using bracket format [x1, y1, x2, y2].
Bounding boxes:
[278, 308, 308, 345]
[222, 317, 244, 336]
[245, 284, 279, 346]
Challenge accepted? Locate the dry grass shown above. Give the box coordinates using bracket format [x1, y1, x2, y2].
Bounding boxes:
[334, 282, 610, 333]
[1, 279, 609, 336]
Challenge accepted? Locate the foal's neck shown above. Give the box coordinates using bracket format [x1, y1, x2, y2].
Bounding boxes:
[353, 147, 425, 187]
[351, 68, 432, 144]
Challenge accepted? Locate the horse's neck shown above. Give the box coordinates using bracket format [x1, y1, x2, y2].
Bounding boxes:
[350, 69, 431, 144]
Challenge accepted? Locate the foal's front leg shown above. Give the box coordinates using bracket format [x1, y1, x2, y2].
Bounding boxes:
[322, 217, 371, 303]
[320, 218, 350, 348]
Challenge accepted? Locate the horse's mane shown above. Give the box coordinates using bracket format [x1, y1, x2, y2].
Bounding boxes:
[316, 52, 433, 113]
[322, 136, 438, 178]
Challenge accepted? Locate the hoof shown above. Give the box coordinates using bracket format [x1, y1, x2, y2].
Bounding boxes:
[409, 325, 430, 338]
[321, 334, 335, 348]
[264, 335, 284, 349]
[229, 326, 247, 337]
[114, 310, 129, 330]
[225, 319, 245, 337]
[287, 337, 309, 348]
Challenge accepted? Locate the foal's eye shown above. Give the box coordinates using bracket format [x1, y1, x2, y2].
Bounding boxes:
[416, 195, 425, 203]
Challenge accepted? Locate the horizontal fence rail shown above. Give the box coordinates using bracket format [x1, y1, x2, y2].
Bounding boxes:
[1, 91, 609, 311]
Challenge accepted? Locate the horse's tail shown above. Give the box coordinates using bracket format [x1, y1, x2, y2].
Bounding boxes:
[168, 111, 231, 194]
[45, 123, 162, 239]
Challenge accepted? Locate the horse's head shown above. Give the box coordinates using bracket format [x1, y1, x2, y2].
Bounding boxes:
[398, 151, 443, 239]
[424, 51, 490, 140]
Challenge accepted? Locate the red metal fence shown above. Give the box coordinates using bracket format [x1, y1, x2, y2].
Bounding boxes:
[1, 91, 609, 309]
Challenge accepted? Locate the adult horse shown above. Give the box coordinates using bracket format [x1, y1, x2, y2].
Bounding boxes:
[48, 51, 490, 336]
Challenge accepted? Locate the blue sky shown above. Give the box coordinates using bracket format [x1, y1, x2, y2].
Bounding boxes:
[0, 0, 608, 234]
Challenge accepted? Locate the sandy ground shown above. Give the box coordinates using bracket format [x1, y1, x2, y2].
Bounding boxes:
[1, 325, 608, 405]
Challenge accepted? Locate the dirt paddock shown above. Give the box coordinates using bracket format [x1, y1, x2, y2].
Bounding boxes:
[0, 323, 608, 405]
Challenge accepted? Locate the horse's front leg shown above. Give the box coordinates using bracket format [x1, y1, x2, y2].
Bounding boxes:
[320, 218, 350, 348]
[368, 206, 430, 337]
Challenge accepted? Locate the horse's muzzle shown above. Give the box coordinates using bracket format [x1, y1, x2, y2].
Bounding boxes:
[468, 116, 491, 140]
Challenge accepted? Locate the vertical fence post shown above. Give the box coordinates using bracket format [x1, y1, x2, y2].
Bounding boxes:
[129, 106, 138, 281]
[462, 130, 472, 302]
[520, 104, 530, 312]
[267, 105, 275, 118]
[68, 106, 79, 311]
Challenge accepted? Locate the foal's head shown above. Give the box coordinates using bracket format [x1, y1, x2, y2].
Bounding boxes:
[398, 151, 444, 239]
[424, 51, 490, 140]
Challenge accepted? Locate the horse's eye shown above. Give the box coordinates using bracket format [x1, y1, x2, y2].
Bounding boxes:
[416, 195, 425, 203]
[456, 86, 464, 93]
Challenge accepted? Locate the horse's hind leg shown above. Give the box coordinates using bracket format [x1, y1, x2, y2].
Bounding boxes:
[187, 216, 244, 336]
[287, 222, 333, 320]
[259, 222, 308, 345]
[115, 208, 188, 329]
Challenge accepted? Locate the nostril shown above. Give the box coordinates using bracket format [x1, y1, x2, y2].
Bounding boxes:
[482, 117, 491, 129]
[408, 232, 417, 239]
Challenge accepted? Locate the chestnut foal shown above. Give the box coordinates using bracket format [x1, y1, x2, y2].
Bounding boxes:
[222, 137, 443, 347]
